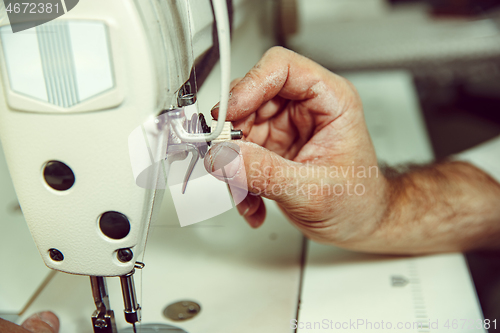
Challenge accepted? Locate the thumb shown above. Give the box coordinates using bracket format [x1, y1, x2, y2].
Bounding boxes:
[205, 141, 310, 203]
[21, 312, 59, 333]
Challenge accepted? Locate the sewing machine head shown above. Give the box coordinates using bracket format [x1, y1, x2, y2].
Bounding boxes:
[0, 0, 237, 331]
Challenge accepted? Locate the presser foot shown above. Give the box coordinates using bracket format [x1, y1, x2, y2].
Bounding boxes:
[90, 276, 118, 333]
[91, 310, 118, 333]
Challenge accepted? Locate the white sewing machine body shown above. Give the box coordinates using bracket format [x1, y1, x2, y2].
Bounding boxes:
[0, 0, 214, 277]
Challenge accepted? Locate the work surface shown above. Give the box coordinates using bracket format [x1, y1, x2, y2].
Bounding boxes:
[2, 71, 485, 333]
[296, 72, 484, 333]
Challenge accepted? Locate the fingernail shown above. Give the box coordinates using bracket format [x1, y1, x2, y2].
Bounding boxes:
[237, 197, 250, 217]
[22, 312, 59, 333]
[206, 143, 241, 179]
[39, 312, 58, 330]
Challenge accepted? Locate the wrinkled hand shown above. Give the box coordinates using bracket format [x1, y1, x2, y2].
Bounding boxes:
[0, 312, 59, 333]
[205, 47, 388, 249]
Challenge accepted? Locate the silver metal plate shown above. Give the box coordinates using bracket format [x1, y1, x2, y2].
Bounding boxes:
[163, 301, 201, 321]
[119, 323, 187, 333]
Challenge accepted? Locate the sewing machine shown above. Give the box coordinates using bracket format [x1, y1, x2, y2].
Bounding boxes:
[0, 0, 241, 331]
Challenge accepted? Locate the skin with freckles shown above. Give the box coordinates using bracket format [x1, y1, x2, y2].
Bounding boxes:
[0, 312, 59, 333]
[208, 46, 500, 254]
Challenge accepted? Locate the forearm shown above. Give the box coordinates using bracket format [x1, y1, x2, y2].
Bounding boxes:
[351, 161, 500, 254]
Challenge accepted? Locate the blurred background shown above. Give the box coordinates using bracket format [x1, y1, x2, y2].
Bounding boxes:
[276, 0, 500, 158]
[271, 0, 500, 328]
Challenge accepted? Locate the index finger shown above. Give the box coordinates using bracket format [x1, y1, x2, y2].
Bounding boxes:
[216, 47, 353, 124]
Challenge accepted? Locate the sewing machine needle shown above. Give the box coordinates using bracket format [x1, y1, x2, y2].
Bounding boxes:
[133, 323, 137, 333]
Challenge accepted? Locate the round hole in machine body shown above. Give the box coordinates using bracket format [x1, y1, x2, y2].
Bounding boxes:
[99, 211, 131, 240]
[43, 160, 75, 191]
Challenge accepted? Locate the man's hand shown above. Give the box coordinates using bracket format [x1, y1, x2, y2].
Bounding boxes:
[205, 46, 500, 253]
[206, 46, 388, 247]
[0, 312, 59, 333]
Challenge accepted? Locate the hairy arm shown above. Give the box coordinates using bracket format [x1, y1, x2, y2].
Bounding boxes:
[346, 161, 500, 254]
